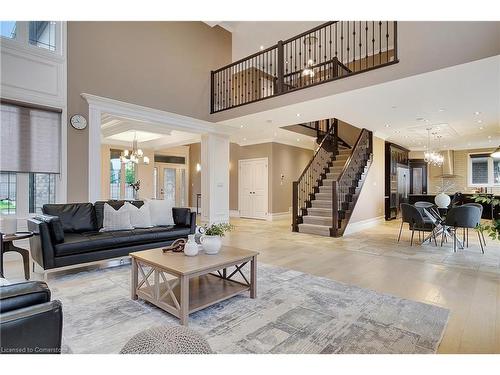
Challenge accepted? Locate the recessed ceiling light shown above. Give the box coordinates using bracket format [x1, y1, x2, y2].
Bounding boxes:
[296, 138, 300, 142]
[439, 109, 445, 112]
[404, 135, 408, 139]
[240, 125, 244, 128]
[385, 124, 390, 128]
[488, 136, 492, 139]
[259, 45, 264, 50]
[474, 111, 481, 115]
[479, 126, 484, 130]
[477, 120, 483, 124]
[243, 137, 247, 141]
[395, 130, 400, 134]
[296, 113, 301, 117]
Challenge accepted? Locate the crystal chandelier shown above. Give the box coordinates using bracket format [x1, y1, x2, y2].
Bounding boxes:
[120, 133, 150, 165]
[423, 128, 444, 167]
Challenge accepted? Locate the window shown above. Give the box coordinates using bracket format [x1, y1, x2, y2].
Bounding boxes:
[0, 21, 16, 39]
[0, 172, 17, 214]
[109, 150, 137, 200]
[0, 103, 61, 216]
[110, 150, 122, 200]
[124, 162, 136, 200]
[29, 21, 56, 51]
[469, 154, 500, 186]
[29, 173, 56, 213]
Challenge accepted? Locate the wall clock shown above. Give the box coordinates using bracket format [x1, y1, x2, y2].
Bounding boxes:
[70, 114, 87, 130]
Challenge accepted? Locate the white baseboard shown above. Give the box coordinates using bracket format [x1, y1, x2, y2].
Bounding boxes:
[267, 211, 291, 221]
[344, 216, 384, 235]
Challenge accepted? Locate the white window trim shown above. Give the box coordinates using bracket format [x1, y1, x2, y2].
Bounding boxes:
[467, 152, 500, 187]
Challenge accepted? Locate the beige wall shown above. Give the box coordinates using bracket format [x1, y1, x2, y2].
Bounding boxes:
[67, 22, 232, 202]
[338, 120, 362, 147]
[187, 142, 313, 214]
[348, 136, 385, 223]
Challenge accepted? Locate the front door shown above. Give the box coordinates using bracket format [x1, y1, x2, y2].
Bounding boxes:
[156, 163, 187, 207]
[239, 158, 268, 220]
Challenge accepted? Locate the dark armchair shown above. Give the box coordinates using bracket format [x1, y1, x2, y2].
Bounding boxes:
[0, 281, 63, 354]
[399, 203, 437, 246]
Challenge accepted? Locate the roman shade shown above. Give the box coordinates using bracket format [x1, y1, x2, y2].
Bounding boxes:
[0, 102, 61, 174]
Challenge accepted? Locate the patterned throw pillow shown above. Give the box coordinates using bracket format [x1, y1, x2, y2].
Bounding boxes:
[100, 203, 134, 232]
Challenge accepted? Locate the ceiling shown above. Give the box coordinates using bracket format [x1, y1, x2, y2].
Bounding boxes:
[101, 114, 200, 150]
[217, 55, 500, 151]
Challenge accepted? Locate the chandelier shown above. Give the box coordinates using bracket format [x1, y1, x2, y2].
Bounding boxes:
[120, 133, 150, 165]
[423, 128, 444, 167]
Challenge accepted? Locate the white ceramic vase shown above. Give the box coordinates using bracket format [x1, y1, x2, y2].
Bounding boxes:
[435, 192, 451, 208]
[183, 235, 199, 257]
[200, 235, 222, 255]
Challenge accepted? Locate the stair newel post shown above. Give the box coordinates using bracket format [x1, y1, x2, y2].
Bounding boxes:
[292, 181, 299, 232]
[331, 180, 339, 237]
[333, 119, 339, 153]
[277, 40, 284, 94]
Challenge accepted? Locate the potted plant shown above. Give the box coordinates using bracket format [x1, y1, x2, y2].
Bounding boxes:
[472, 193, 500, 241]
[200, 223, 234, 255]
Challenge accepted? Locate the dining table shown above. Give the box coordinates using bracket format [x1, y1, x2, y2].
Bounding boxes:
[421, 207, 464, 249]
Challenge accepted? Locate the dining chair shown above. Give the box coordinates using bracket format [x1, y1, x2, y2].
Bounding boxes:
[462, 203, 486, 248]
[399, 203, 437, 246]
[444, 205, 483, 253]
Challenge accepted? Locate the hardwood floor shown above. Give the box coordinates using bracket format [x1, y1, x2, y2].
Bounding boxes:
[3, 217, 500, 353]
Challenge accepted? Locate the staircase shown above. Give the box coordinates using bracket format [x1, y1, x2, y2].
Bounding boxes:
[292, 120, 373, 237]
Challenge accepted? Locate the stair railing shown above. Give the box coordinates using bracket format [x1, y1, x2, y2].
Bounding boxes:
[331, 129, 373, 236]
[292, 119, 338, 232]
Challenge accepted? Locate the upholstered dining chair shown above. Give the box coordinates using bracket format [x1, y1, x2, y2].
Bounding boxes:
[462, 203, 486, 248]
[444, 205, 483, 253]
[399, 203, 437, 246]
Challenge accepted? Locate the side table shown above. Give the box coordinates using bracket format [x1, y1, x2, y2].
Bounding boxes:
[1, 231, 33, 280]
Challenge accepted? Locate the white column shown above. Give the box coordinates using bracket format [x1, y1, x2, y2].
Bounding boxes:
[201, 133, 230, 224]
[88, 105, 102, 203]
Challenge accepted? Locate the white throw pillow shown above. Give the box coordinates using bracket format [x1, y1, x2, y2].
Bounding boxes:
[147, 199, 174, 226]
[126, 202, 153, 228]
[100, 203, 134, 232]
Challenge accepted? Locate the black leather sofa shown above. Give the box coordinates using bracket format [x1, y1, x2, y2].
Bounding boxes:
[27, 200, 196, 270]
[0, 281, 62, 354]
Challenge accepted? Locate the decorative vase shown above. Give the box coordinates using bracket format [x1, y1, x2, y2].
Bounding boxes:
[200, 235, 222, 255]
[435, 192, 451, 208]
[184, 235, 199, 257]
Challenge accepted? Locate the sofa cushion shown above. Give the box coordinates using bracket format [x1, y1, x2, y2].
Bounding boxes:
[95, 200, 143, 229]
[172, 208, 191, 227]
[42, 203, 97, 233]
[126, 202, 153, 228]
[53, 226, 191, 257]
[148, 199, 175, 226]
[100, 203, 134, 232]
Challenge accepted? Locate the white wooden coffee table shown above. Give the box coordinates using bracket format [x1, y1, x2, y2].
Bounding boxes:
[130, 246, 258, 326]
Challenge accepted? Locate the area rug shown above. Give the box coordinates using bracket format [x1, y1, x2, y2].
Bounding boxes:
[48, 263, 449, 354]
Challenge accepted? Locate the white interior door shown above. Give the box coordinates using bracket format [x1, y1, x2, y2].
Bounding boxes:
[239, 158, 268, 220]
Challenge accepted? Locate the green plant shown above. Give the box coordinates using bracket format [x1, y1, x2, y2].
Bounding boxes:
[472, 193, 500, 240]
[203, 223, 234, 237]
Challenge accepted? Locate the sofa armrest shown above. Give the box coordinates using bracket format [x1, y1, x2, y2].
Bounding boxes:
[0, 281, 51, 314]
[0, 300, 63, 354]
[34, 214, 64, 244]
[27, 218, 56, 270]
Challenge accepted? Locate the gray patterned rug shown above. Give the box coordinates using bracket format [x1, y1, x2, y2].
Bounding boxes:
[48, 263, 449, 354]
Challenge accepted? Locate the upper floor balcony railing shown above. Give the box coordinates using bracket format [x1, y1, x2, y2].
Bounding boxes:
[211, 21, 398, 113]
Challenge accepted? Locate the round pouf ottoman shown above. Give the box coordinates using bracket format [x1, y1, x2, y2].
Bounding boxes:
[120, 325, 213, 354]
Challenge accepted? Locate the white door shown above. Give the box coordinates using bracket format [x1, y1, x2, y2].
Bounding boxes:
[239, 158, 268, 220]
